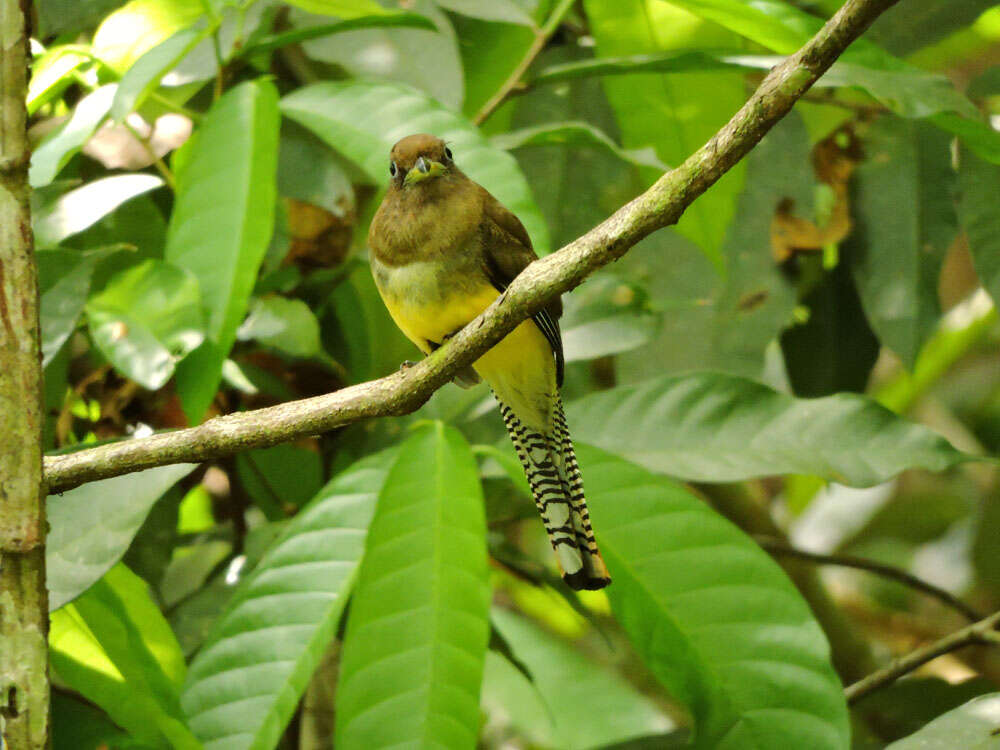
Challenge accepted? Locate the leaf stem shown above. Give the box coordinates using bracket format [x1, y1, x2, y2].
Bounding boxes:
[122, 119, 177, 190]
[473, 0, 577, 127]
[755, 537, 984, 622]
[845, 610, 1000, 705]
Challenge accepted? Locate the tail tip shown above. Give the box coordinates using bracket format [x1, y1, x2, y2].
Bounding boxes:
[563, 570, 612, 591]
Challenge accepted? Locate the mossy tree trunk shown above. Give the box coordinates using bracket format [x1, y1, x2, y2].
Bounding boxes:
[0, 0, 51, 747]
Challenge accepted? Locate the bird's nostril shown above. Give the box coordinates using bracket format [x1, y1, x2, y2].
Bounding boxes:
[416, 156, 429, 173]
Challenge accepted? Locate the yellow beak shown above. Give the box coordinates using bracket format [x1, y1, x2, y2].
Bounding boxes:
[403, 157, 446, 185]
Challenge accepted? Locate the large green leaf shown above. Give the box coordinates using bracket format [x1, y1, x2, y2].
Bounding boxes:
[577, 445, 850, 749]
[584, 0, 746, 268]
[236, 14, 436, 59]
[566, 372, 971, 486]
[27, 44, 93, 115]
[435, 0, 534, 26]
[86, 259, 205, 390]
[48, 464, 196, 610]
[50, 564, 198, 749]
[616, 113, 808, 381]
[236, 296, 321, 359]
[30, 85, 116, 188]
[846, 117, 956, 369]
[111, 22, 211, 123]
[92, 0, 206, 71]
[34, 174, 165, 247]
[956, 147, 1000, 308]
[284, 0, 392, 16]
[493, 121, 669, 172]
[280, 79, 549, 254]
[656, 0, 998, 154]
[334, 423, 491, 749]
[492, 608, 675, 749]
[863, 0, 996, 56]
[37, 246, 124, 366]
[166, 79, 279, 422]
[293, 0, 464, 111]
[181, 450, 395, 750]
[886, 694, 1000, 749]
[453, 13, 534, 120]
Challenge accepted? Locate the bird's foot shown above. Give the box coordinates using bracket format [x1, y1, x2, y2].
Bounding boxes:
[399, 360, 418, 371]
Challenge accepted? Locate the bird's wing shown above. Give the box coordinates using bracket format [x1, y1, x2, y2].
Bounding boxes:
[479, 189, 565, 386]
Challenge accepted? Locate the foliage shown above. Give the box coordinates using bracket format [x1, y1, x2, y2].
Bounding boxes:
[25, 0, 1000, 748]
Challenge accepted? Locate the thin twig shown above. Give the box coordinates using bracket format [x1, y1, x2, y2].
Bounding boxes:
[43, 0, 903, 494]
[122, 119, 176, 190]
[472, 0, 576, 126]
[845, 610, 1000, 705]
[756, 537, 984, 623]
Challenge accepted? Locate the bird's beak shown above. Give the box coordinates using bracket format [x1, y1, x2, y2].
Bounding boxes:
[404, 157, 446, 185]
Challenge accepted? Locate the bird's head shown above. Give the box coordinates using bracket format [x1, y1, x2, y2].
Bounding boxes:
[388, 134, 454, 188]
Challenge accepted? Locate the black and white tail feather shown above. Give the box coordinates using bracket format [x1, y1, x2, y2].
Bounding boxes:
[498, 397, 611, 590]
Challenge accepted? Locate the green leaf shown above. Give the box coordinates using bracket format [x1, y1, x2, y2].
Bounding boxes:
[47, 464, 196, 610]
[434, 0, 534, 26]
[34, 174, 164, 247]
[284, 0, 392, 17]
[577, 445, 851, 749]
[846, 117, 956, 368]
[566, 372, 971, 486]
[50, 564, 199, 750]
[480, 650, 554, 747]
[36, 0, 128, 37]
[37, 246, 124, 366]
[492, 608, 675, 749]
[166, 79, 280, 422]
[657, 0, 986, 129]
[865, 0, 996, 56]
[92, 0, 206, 72]
[111, 23, 211, 123]
[27, 45, 94, 116]
[780, 261, 879, 397]
[584, 0, 746, 268]
[334, 423, 491, 749]
[886, 694, 1000, 749]
[293, 1, 464, 111]
[181, 450, 395, 750]
[86, 259, 205, 390]
[560, 274, 658, 362]
[616, 112, 809, 381]
[493, 121, 669, 172]
[236, 296, 321, 358]
[281, 79, 549, 254]
[31, 85, 116, 187]
[238, 12, 435, 58]
[957, 147, 1000, 308]
[52, 692, 136, 750]
[454, 14, 534, 120]
[530, 50, 763, 86]
[276, 121, 354, 214]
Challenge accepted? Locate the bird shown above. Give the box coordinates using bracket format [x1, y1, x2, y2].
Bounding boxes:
[367, 133, 611, 591]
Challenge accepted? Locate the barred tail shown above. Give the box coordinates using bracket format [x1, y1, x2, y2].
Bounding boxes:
[498, 397, 611, 591]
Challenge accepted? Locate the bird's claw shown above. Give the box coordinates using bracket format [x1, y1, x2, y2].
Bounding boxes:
[399, 360, 417, 371]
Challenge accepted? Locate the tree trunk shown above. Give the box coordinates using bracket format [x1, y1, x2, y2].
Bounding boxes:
[0, 0, 51, 747]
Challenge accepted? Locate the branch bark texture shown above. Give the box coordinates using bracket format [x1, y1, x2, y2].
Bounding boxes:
[44, 0, 900, 495]
[1, 0, 51, 746]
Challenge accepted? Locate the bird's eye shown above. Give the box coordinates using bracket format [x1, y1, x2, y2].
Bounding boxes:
[444, 147, 453, 160]
[389, 161, 397, 177]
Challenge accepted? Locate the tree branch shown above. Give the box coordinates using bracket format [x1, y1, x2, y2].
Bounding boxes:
[756, 537, 984, 623]
[845, 610, 1000, 705]
[43, 0, 901, 495]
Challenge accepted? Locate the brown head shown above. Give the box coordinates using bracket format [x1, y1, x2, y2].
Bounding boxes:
[388, 133, 455, 188]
